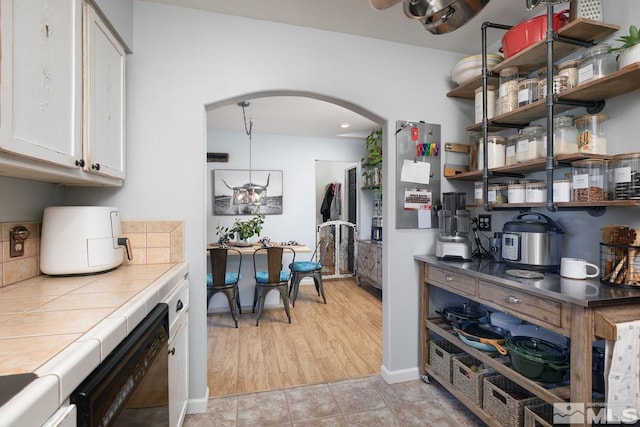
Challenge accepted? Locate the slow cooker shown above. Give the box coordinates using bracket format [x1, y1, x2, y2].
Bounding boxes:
[501, 213, 564, 272]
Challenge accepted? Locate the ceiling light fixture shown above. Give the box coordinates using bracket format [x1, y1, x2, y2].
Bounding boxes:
[340, 123, 351, 129]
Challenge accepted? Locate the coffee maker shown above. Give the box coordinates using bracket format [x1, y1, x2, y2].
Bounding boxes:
[435, 192, 472, 260]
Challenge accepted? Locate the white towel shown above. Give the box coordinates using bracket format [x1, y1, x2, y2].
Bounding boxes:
[606, 320, 640, 424]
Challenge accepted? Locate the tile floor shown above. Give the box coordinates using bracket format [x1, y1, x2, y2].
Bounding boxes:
[183, 375, 483, 427]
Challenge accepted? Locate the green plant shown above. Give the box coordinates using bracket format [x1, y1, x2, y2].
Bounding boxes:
[216, 214, 265, 242]
[362, 128, 383, 168]
[612, 25, 640, 54]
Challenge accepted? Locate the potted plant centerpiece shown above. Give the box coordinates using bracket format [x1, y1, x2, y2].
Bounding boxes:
[613, 25, 640, 69]
[216, 214, 265, 247]
[362, 128, 382, 189]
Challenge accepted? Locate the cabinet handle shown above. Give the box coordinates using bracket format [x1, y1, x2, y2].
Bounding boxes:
[75, 159, 85, 167]
[445, 274, 453, 282]
[168, 347, 176, 356]
[176, 299, 184, 312]
[505, 295, 521, 304]
[91, 163, 101, 171]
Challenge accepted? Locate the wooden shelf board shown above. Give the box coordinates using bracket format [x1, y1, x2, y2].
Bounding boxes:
[428, 318, 568, 405]
[448, 19, 620, 100]
[560, 62, 640, 102]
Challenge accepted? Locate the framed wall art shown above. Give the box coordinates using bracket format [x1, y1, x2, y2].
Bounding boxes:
[213, 169, 283, 215]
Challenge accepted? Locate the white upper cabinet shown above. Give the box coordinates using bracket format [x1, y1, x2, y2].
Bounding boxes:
[83, 4, 126, 180]
[0, 0, 83, 168]
[0, 0, 126, 186]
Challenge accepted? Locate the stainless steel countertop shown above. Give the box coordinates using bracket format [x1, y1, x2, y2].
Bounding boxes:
[415, 255, 640, 307]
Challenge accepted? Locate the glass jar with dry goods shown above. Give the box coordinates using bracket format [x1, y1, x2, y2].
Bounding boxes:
[517, 125, 545, 162]
[575, 113, 608, 154]
[488, 184, 508, 205]
[612, 153, 640, 200]
[553, 115, 579, 155]
[474, 86, 496, 123]
[474, 181, 484, 204]
[508, 182, 527, 204]
[571, 159, 607, 202]
[478, 135, 506, 169]
[505, 132, 520, 166]
[498, 66, 519, 115]
[553, 179, 571, 202]
[578, 44, 618, 85]
[558, 58, 579, 89]
[526, 181, 547, 203]
[518, 78, 538, 107]
[468, 131, 482, 171]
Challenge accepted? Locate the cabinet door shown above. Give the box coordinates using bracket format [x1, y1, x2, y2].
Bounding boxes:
[0, 0, 82, 167]
[168, 316, 189, 427]
[83, 4, 126, 180]
[372, 244, 382, 285]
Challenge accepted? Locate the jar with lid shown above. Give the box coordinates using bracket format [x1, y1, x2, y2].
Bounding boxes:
[612, 153, 640, 199]
[478, 135, 506, 169]
[505, 133, 520, 166]
[526, 181, 547, 203]
[488, 184, 508, 205]
[468, 131, 482, 171]
[575, 113, 607, 154]
[474, 86, 496, 123]
[571, 159, 607, 201]
[537, 65, 557, 99]
[517, 125, 545, 162]
[553, 180, 571, 202]
[474, 181, 484, 204]
[578, 44, 618, 85]
[552, 75, 569, 96]
[558, 58, 579, 88]
[508, 183, 526, 203]
[518, 78, 538, 107]
[498, 66, 519, 114]
[553, 115, 579, 155]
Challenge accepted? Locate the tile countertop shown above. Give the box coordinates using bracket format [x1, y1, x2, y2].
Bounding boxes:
[415, 255, 640, 307]
[0, 262, 188, 426]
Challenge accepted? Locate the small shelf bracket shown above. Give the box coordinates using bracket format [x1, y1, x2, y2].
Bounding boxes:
[554, 98, 606, 114]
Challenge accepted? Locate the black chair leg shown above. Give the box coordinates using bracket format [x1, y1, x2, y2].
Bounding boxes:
[280, 286, 291, 323]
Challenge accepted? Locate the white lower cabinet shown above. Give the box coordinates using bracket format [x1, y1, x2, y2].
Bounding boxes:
[169, 315, 189, 427]
[42, 403, 77, 427]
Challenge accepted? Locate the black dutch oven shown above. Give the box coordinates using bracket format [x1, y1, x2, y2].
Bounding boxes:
[506, 336, 569, 383]
[438, 303, 488, 326]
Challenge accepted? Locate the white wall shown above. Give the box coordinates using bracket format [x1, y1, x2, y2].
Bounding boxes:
[0, 177, 63, 221]
[59, 0, 640, 410]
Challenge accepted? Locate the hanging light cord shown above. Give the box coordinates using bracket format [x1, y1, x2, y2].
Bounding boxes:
[239, 101, 253, 183]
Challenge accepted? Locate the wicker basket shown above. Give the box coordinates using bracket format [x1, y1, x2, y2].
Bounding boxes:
[429, 340, 465, 383]
[452, 354, 496, 406]
[483, 375, 542, 427]
[524, 403, 554, 427]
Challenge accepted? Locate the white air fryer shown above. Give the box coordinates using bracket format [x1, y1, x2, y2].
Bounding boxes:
[40, 206, 132, 275]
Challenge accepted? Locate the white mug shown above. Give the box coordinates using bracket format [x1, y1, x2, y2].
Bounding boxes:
[560, 257, 600, 280]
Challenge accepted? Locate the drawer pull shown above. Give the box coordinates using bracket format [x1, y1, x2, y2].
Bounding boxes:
[445, 275, 453, 282]
[505, 295, 521, 304]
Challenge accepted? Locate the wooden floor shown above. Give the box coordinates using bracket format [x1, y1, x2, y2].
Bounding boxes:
[206, 278, 382, 397]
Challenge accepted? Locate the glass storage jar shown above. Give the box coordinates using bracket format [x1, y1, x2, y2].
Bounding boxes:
[474, 181, 484, 204]
[518, 78, 538, 107]
[517, 125, 545, 162]
[571, 159, 607, 202]
[468, 131, 482, 171]
[505, 133, 520, 166]
[578, 44, 618, 85]
[558, 58, 579, 88]
[612, 153, 640, 200]
[553, 179, 572, 202]
[553, 75, 570, 95]
[575, 113, 608, 154]
[553, 115, 579, 154]
[508, 183, 526, 203]
[474, 85, 496, 123]
[526, 181, 547, 203]
[487, 184, 508, 205]
[537, 65, 557, 99]
[478, 135, 506, 169]
[499, 66, 519, 114]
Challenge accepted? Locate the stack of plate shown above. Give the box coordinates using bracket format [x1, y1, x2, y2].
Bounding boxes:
[450, 54, 503, 85]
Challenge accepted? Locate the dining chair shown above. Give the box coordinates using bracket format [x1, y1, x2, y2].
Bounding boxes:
[207, 247, 242, 327]
[289, 237, 329, 306]
[252, 246, 295, 326]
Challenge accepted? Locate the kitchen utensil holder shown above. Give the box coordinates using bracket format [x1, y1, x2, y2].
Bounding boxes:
[452, 354, 496, 406]
[429, 339, 465, 383]
[599, 242, 640, 287]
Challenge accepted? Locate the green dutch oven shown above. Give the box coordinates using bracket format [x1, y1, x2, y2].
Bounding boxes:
[505, 336, 569, 383]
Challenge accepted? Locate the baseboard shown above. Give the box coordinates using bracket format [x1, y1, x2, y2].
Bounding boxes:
[380, 364, 421, 384]
[187, 386, 210, 414]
